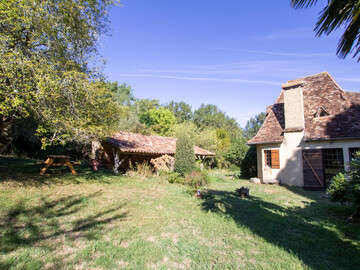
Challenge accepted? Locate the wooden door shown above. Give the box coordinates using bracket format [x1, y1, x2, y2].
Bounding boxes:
[302, 149, 325, 188]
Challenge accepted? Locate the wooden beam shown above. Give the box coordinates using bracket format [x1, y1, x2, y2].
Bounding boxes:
[113, 147, 120, 174]
[113, 147, 129, 174]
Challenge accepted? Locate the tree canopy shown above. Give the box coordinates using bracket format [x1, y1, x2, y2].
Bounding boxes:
[0, 0, 120, 152]
[291, 0, 360, 61]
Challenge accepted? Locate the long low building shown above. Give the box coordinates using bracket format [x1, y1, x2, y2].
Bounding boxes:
[99, 131, 216, 173]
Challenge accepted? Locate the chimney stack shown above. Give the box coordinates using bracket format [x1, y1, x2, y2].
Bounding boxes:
[281, 81, 305, 131]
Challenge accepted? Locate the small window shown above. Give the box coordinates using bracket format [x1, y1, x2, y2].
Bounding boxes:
[264, 150, 280, 169]
[314, 106, 330, 118]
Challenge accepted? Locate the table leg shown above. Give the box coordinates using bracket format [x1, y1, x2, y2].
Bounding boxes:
[40, 158, 54, 175]
[65, 160, 77, 175]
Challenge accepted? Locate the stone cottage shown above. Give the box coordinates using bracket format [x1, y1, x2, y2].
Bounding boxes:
[248, 72, 360, 188]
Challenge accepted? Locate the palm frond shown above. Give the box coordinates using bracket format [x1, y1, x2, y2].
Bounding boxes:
[313, 0, 360, 60]
[290, 0, 319, 9]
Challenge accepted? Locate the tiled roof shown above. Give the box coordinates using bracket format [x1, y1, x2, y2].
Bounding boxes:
[247, 91, 285, 144]
[248, 72, 360, 144]
[108, 131, 216, 156]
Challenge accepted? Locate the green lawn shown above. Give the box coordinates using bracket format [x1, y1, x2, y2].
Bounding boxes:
[0, 157, 359, 269]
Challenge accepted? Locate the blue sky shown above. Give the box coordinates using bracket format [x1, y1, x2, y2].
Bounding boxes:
[99, 0, 360, 127]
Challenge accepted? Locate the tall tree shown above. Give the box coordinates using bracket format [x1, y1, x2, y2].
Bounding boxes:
[291, 0, 360, 61]
[0, 0, 120, 152]
[139, 107, 177, 135]
[163, 101, 193, 123]
[134, 99, 160, 115]
[243, 112, 266, 139]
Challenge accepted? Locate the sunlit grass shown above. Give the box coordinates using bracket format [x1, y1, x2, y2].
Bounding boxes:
[0, 157, 359, 269]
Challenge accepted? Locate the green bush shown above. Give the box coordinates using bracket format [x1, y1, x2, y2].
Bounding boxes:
[174, 133, 195, 176]
[327, 153, 360, 215]
[184, 170, 211, 190]
[240, 145, 257, 178]
[164, 172, 183, 184]
[327, 173, 348, 203]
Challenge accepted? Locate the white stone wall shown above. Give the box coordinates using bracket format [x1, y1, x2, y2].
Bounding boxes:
[257, 137, 360, 187]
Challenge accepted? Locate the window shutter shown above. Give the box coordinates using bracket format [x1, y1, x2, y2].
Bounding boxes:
[271, 150, 280, 169]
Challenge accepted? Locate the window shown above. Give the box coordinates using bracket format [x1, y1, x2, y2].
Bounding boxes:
[323, 149, 344, 186]
[314, 106, 330, 118]
[349, 147, 360, 160]
[264, 150, 280, 169]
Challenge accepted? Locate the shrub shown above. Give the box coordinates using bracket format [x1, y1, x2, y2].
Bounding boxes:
[163, 171, 183, 184]
[184, 170, 210, 190]
[327, 173, 348, 203]
[126, 162, 153, 178]
[174, 133, 195, 176]
[327, 153, 360, 219]
[240, 145, 257, 178]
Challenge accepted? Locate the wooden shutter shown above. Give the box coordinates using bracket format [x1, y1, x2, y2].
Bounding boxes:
[271, 150, 280, 169]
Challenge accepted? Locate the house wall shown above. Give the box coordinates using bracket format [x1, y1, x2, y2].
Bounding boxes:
[280, 132, 304, 186]
[256, 142, 282, 183]
[257, 137, 360, 187]
[302, 139, 360, 171]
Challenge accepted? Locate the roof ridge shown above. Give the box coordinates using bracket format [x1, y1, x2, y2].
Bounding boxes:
[116, 131, 175, 140]
[286, 71, 345, 93]
[286, 71, 329, 84]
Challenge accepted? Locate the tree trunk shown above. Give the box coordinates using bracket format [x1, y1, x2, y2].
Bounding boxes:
[0, 115, 15, 154]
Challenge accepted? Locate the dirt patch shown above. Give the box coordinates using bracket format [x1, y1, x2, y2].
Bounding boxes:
[160, 232, 179, 244]
[120, 240, 133, 248]
[146, 236, 156, 242]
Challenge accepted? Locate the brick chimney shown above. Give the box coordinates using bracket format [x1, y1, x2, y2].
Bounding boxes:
[281, 81, 305, 131]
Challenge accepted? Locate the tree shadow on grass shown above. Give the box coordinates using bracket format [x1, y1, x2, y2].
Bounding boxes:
[201, 189, 360, 270]
[0, 156, 121, 187]
[0, 191, 128, 268]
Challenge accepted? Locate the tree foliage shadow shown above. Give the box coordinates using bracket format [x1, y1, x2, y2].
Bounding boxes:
[200, 189, 360, 270]
[0, 156, 122, 187]
[0, 191, 128, 266]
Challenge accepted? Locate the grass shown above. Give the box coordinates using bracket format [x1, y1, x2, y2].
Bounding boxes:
[0, 156, 359, 269]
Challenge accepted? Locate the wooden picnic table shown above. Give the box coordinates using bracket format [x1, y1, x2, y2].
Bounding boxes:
[39, 155, 77, 175]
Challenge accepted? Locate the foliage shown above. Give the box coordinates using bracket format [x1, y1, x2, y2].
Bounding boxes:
[0, 0, 120, 151]
[327, 154, 360, 212]
[163, 171, 183, 184]
[184, 170, 210, 190]
[243, 112, 266, 139]
[135, 99, 160, 115]
[195, 127, 218, 153]
[215, 129, 231, 154]
[126, 161, 154, 178]
[291, 0, 360, 61]
[163, 101, 193, 123]
[224, 138, 249, 168]
[193, 104, 239, 132]
[174, 133, 196, 176]
[140, 107, 177, 135]
[239, 112, 266, 177]
[168, 121, 198, 138]
[240, 145, 258, 178]
[107, 82, 135, 106]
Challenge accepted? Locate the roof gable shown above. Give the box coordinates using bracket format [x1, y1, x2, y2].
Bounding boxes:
[248, 72, 360, 144]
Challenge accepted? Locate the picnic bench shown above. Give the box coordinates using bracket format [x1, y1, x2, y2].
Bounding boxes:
[39, 155, 78, 175]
